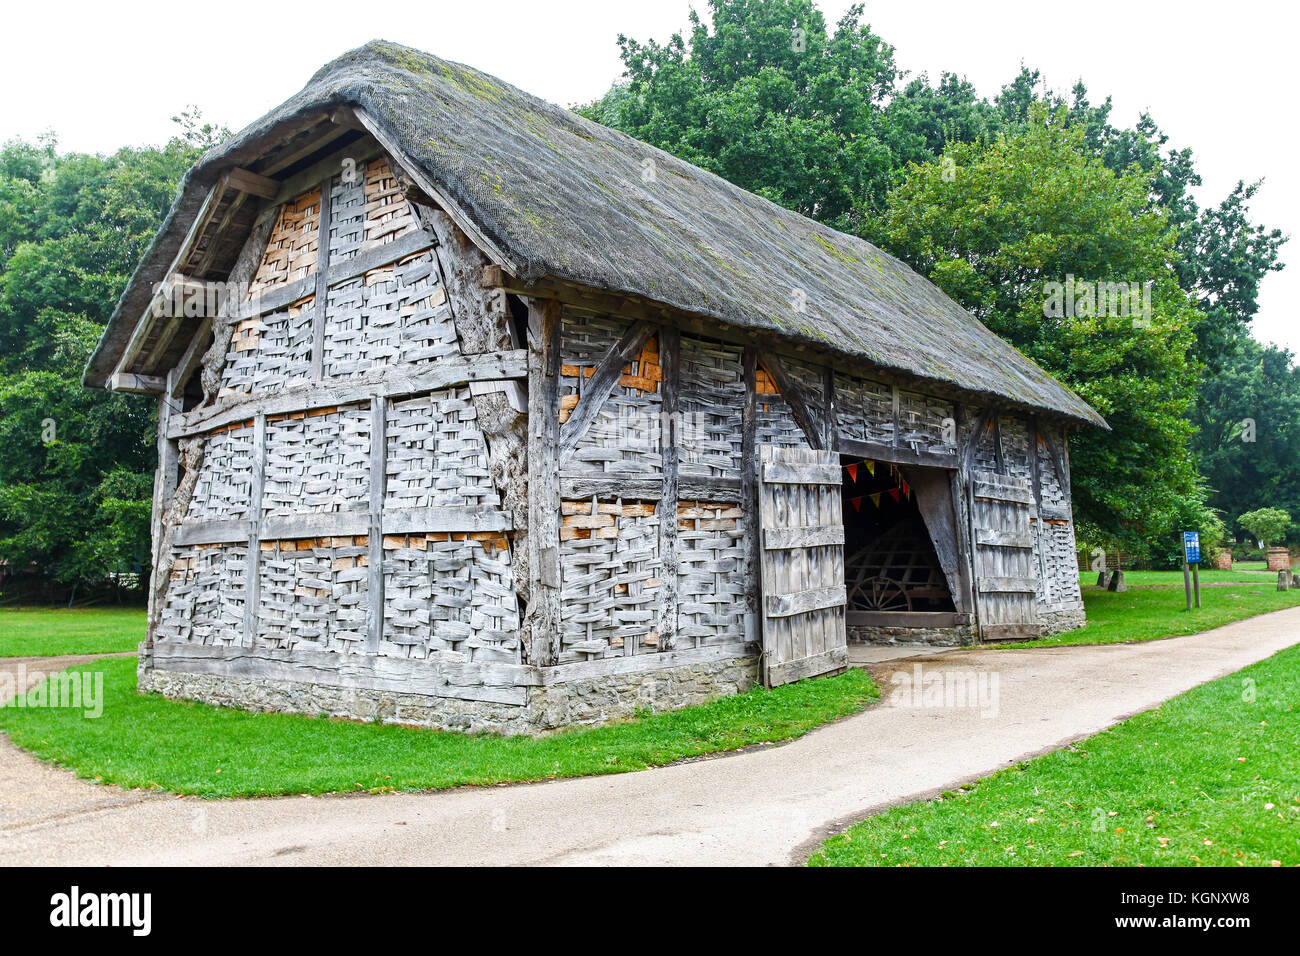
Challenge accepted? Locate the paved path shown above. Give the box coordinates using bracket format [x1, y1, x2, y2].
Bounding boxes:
[2, 610, 1299, 866]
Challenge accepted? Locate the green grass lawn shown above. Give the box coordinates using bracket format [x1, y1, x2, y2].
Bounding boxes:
[809, 643, 1300, 867]
[0, 656, 878, 797]
[0, 607, 145, 657]
[1080, 568, 1276, 587]
[1009, 573, 1300, 648]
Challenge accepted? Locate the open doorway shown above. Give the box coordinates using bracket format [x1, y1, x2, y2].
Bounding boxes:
[840, 455, 956, 630]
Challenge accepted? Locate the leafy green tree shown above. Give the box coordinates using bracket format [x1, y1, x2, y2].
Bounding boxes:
[1238, 507, 1292, 547]
[579, 0, 929, 231]
[1193, 334, 1300, 530]
[0, 116, 223, 596]
[872, 110, 1207, 558]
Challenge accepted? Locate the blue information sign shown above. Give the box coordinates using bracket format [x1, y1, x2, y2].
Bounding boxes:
[1183, 531, 1201, 565]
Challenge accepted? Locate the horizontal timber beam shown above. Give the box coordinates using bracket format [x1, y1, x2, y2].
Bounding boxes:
[169, 350, 527, 438]
[173, 507, 513, 547]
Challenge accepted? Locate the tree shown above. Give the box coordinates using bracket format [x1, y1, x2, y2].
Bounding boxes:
[871, 109, 1207, 559]
[0, 115, 225, 596]
[1238, 507, 1292, 548]
[1190, 333, 1300, 528]
[578, 0, 929, 231]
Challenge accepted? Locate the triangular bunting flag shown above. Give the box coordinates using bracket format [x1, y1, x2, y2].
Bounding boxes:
[901, 480, 911, 499]
[850, 497, 862, 511]
[869, 492, 883, 508]
[888, 488, 901, 502]
[864, 460, 875, 476]
[846, 463, 858, 482]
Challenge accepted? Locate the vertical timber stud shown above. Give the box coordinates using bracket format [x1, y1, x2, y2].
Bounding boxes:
[310, 174, 333, 381]
[1028, 416, 1050, 604]
[890, 384, 901, 448]
[741, 346, 759, 644]
[527, 298, 563, 666]
[658, 325, 681, 651]
[243, 413, 267, 647]
[367, 396, 387, 653]
[822, 365, 837, 450]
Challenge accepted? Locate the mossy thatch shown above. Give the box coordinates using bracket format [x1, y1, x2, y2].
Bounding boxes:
[86, 40, 1104, 427]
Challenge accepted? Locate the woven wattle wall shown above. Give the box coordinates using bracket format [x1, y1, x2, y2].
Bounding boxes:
[558, 499, 662, 662]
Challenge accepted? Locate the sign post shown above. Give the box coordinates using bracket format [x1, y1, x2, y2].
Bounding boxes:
[1182, 531, 1202, 610]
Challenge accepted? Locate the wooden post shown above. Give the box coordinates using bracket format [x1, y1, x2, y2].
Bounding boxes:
[243, 413, 267, 647]
[741, 346, 759, 644]
[310, 174, 333, 381]
[526, 298, 562, 666]
[1192, 562, 1201, 607]
[822, 365, 836, 450]
[1183, 561, 1193, 610]
[367, 396, 387, 653]
[658, 325, 680, 652]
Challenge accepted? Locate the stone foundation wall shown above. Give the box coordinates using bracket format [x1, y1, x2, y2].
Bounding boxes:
[138, 653, 759, 737]
[847, 623, 976, 647]
[1039, 606, 1086, 636]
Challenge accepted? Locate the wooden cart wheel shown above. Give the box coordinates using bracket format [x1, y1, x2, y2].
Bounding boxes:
[855, 575, 912, 611]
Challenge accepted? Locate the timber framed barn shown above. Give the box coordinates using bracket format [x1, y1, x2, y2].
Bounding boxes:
[86, 41, 1106, 734]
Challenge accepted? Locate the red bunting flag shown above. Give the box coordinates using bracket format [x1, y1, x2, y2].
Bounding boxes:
[850, 497, 863, 511]
[901, 480, 911, 499]
[846, 463, 858, 482]
[888, 488, 901, 503]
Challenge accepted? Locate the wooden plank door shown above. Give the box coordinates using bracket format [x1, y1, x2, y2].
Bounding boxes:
[970, 470, 1041, 641]
[758, 445, 848, 686]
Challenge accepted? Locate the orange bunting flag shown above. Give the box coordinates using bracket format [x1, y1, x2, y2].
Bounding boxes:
[846, 463, 858, 482]
[888, 488, 901, 503]
[901, 480, 911, 499]
[864, 460, 875, 476]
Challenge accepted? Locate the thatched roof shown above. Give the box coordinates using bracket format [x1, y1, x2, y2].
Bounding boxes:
[86, 40, 1104, 427]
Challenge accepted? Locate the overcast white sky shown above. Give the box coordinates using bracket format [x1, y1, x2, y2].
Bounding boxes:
[4, 0, 1296, 353]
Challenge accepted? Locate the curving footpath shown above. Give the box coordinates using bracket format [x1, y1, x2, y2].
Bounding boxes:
[2, 609, 1299, 867]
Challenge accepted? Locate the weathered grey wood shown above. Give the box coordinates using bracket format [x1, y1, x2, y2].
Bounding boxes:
[976, 529, 1036, 548]
[978, 575, 1039, 593]
[540, 640, 755, 685]
[757, 444, 846, 686]
[109, 372, 166, 394]
[979, 623, 1041, 642]
[556, 474, 742, 502]
[150, 641, 535, 705]
[174, 506, 513, 546]
[973, 473, 1035, 504]
[762, 461, 840, 484]
[557, 319, 655, 463]
[658, 325, 680, 651]
[906, 465, 967, 614]
[968, 468, 1041, 640]
[764, 645, 847, 688]
[367, 397, 386, 653]
[765, 584, 847, 617]
[268, 139, 385, 209]
[822, 365, 837, 449]
[526, 297, 562, 666]
[763, 526, 844, 550]
[170, 317, 212, 399]
[242, 413, 267, 648]
[741, 347, 759, 641]
[310, 173, 333, 381]
[836, 435, 957, 468]
[169, 350, 527, 438]
[847, 610, 963, 628]
[758, 353, 823, 450]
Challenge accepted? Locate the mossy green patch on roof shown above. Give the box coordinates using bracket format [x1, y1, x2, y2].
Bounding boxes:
[85, 40, 1105, 428]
